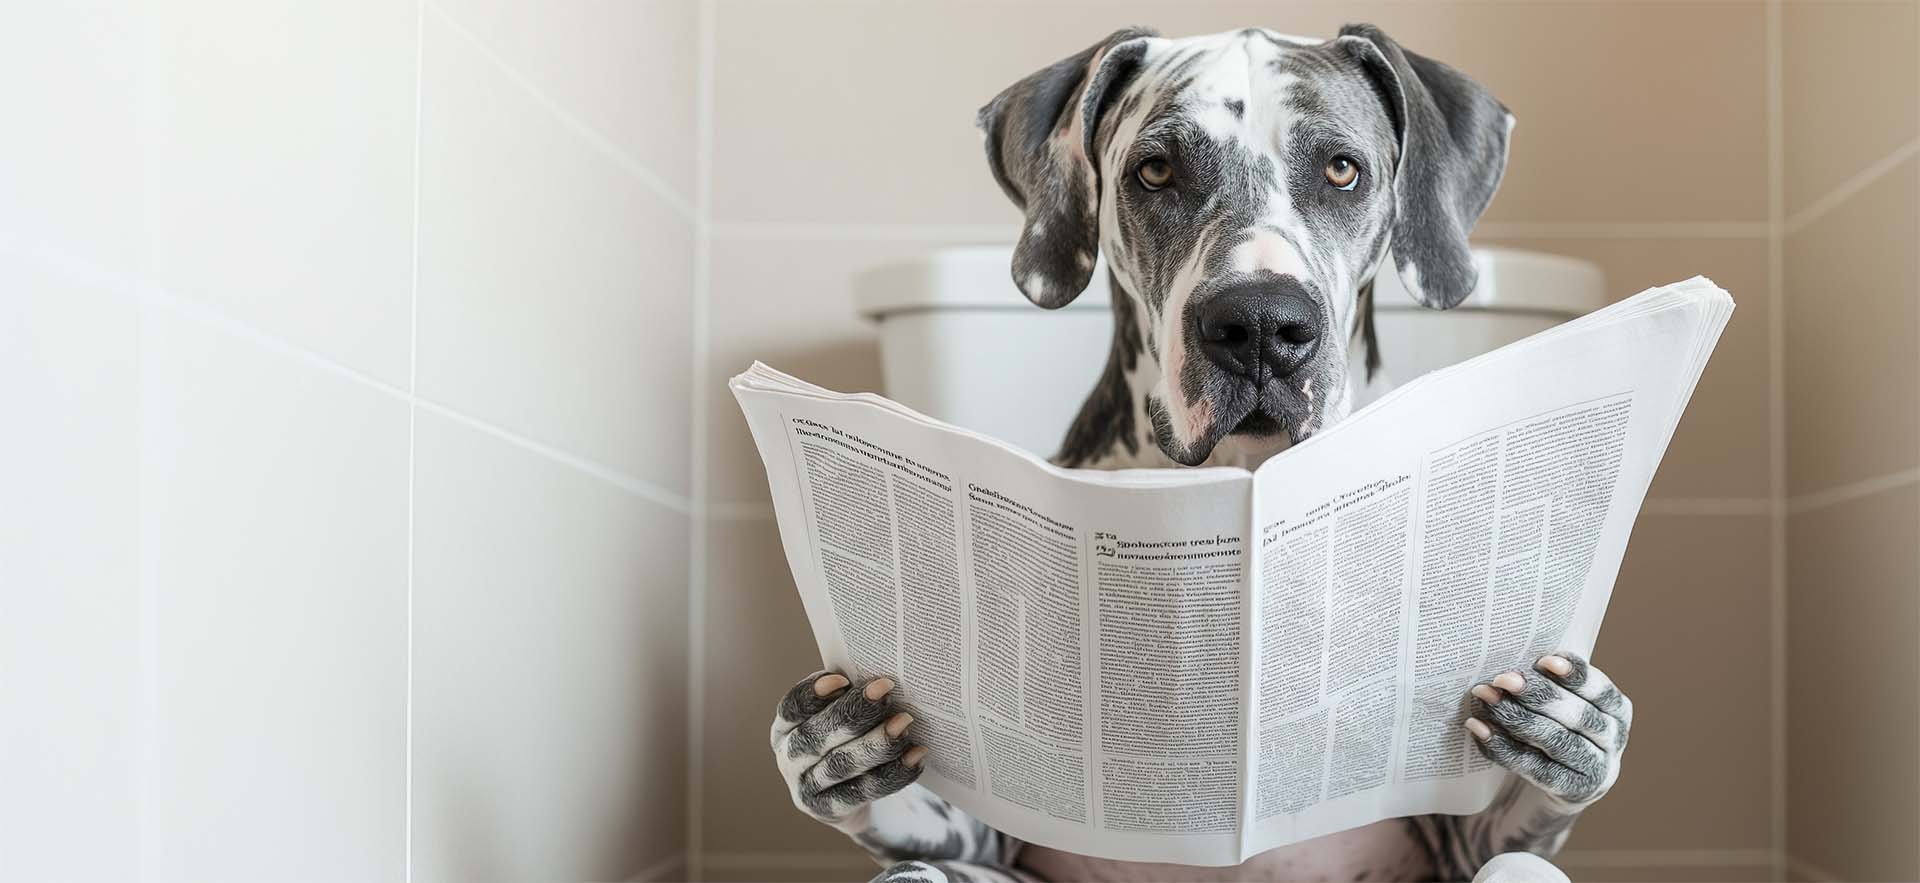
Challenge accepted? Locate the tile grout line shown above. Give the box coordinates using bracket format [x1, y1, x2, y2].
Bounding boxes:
[1765, 3, 1788, 878]
[686, 0, 718, 879]
[421, 0, 696, 222]
[1913, 8, 1919, 880]
[1786, 853, 1842, 883]
[1783, 137, 1920, 235]
[405, 0, 426, 877]
[4, 236, 695, 517]
[631, 850, 687, 882]
[1642, 497, 1776, 517]
[1786, 468, 1920, 515]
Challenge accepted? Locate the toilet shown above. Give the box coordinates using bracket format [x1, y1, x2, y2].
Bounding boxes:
[853, 246, 1607, 459]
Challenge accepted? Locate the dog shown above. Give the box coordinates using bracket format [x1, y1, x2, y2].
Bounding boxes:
[768, 25, 1632, 883]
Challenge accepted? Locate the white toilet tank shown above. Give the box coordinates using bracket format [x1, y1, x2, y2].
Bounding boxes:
[853, 245, 1606, 459]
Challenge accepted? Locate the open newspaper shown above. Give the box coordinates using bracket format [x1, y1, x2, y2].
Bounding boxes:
[731, 277, 1732, 866]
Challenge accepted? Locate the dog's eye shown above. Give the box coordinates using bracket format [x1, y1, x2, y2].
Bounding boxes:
[1137, 158, 1174, 191]
[1324, 156, 1360, 191]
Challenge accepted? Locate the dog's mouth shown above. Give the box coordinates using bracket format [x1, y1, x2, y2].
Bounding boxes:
[1157, 379, 1320, 466]
[1229, 409, 1290, 438]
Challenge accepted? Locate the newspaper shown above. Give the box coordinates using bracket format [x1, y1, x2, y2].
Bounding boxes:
[730, 277, 1732, 866]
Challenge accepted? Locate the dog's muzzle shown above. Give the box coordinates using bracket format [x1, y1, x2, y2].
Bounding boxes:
[1194, 278, 1324, 381]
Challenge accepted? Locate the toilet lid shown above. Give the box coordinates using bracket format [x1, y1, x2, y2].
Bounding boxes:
[854, 245, 1606, 319]
[853, 245, 1111, 317]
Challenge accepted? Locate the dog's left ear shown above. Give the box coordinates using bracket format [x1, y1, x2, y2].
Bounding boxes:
[1338, 24, 1513, 311]
[977, 28, 1157, 309]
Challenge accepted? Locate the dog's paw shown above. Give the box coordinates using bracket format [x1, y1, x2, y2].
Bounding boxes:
[1463, 651, 1631, 809]
[771, 670, 926, 830]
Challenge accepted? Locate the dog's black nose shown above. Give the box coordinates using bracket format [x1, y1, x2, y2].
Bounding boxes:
[1194, 281, 1323, 378]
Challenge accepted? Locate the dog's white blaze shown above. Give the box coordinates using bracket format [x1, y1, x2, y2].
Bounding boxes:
[1232, 230, 1308, 278]
[1154, 223, 1219, 448]
[1189, 33, 1253, 142]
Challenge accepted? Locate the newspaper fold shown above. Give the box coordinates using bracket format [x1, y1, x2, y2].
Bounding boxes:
[730, 276, 1733, 865]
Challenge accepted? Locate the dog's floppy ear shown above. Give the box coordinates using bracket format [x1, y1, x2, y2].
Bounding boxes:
[977, 28, 1157, 309]
[1338, 23, 1512, 311]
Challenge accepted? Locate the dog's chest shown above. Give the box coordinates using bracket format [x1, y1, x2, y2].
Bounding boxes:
[1014, 819, 1432, 882]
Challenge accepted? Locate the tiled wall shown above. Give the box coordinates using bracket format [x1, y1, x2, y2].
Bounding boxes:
[1782, 2, 1920, 881]
[8, 1, 1916, 881]
[1, 1, 695, 880]
[696, 2, 1787, 880]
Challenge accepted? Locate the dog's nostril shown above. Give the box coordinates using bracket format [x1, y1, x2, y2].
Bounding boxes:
[1194, 284, 1323, 378]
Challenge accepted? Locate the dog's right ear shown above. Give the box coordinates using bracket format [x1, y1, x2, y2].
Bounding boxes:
[977, 28, 1157, 309]
[1338, 24, 1512, 312]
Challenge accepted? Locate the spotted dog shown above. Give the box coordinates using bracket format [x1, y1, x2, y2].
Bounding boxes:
[770, 24, 1634, 883]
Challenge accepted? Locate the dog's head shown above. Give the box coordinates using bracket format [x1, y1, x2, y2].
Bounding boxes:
[979, 25, 1512, 466]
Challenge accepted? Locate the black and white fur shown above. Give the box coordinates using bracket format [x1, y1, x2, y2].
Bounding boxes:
[771, 25, 1632, 883]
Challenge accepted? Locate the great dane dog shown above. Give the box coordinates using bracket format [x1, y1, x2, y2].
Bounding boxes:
[769, 24, 1633, 883]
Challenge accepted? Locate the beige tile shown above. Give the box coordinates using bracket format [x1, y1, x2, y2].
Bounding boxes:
[702, 515, 865, 853]
[434, 0, 696, 197]
[1784, 0, 1920, 216]
[1787, 485, 1920, 883]
[701, 852, 877, 883]
[417, 8, 694, 493]
[0, 262, 140, 880]
[1476, 237, 1773, 500]
[135, 305, 411, 880]
[712, 0, 1766, 225]
[704, 236, 938, 505]
[1784, 157, 1919, 496]
[140, 0, 417, 386]
[412, 411, 689, 881]
[1569, 514, 1773, 850]
[1553, 864, 1777, 883]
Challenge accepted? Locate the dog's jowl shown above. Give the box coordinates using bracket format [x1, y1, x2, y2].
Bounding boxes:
[769, 25, 1631, 883]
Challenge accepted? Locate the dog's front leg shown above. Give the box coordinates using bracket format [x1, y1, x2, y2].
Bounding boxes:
[1410, 652, 1632, 879]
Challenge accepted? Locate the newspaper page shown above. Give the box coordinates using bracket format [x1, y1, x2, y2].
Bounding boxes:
[733, 373, 1258, 864]
[731, 276, 1731, 865]
[1238, 277, 1729, 857]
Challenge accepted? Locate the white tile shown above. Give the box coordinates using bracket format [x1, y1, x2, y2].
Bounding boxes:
[433, 0, 696, 199]
[137, 0, 417, 387]
[410, 410, 688, 882]
[0, 259, 141, 880]
[134, 306, 409, 881]
[416, 8, 693, 494]
[0, 1, 146, 273]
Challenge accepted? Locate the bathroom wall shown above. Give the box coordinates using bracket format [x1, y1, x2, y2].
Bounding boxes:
[0, 1, 695, 880]
[696, 2, 1782, 880]
[1782, 2, 1920, 880]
